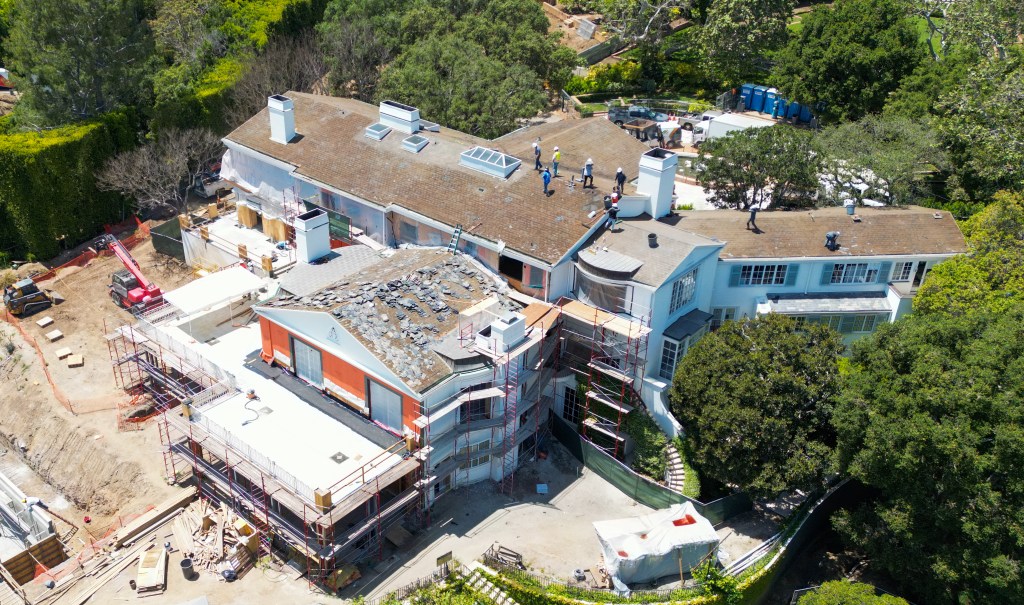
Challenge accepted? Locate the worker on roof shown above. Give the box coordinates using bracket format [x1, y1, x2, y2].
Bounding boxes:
[533, 142, 542, 170]
[605, 195, 620, 230]
[542, 167, 552, 195]
[582, 158, 594, 189]
[551, 147, 561, 177]
[615, 167, 626, 193]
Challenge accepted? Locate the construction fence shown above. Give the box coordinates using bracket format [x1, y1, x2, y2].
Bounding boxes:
[151, 217, 185, 262]
[551, 415, 750, 525]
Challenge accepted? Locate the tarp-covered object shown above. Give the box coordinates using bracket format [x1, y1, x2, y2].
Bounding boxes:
[594, 502, 719, 584]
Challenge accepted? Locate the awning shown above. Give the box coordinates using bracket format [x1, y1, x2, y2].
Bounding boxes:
[163, 266, 264, 315]
[765, 292, 891, 315]
[578, 247, 644, 275]
[663, 309, 713, 341]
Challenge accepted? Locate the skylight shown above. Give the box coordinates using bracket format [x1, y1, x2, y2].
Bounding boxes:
[365, 122, 392, 141]
[459, 146, 522, 179]
[403, 134, 429, 153]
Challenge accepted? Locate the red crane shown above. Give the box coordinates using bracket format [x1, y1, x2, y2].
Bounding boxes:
[96, 234, 163, 311]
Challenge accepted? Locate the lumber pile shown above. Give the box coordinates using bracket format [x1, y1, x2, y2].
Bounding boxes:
[171, 500, 256, 580]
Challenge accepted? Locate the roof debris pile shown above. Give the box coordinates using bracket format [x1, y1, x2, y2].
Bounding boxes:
[267, 249, 516, 389]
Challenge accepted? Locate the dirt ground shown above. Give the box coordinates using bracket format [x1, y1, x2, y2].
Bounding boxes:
[0, 239, 196, 550]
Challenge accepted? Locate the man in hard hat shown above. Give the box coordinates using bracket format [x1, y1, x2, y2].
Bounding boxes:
[582, 158, 594, 188]
[532, 142, 542, 170]
[615, 167, 626, 193]
[551, 147, 561, 177]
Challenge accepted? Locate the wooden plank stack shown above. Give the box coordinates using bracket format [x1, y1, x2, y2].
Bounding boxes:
[171, 500, 256, 579]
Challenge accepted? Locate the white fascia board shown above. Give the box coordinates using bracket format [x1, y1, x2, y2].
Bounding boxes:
[718, 252, 958, 263]
[553, 217, 606, 268]
[223, 140, 300, 175]
[253, 305, 422, 401]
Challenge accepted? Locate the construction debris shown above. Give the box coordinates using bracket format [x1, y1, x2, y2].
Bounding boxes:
[171, 499, 257, 580]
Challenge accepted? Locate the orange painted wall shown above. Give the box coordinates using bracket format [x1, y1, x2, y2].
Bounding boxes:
[258, 315, 422, 433]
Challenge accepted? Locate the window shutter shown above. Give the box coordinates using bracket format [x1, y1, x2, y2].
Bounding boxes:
[728, 265, 742, 287]
[820, 264, 834, 285]
[876, 262, 893, 284]
[784, 265, 799, 286]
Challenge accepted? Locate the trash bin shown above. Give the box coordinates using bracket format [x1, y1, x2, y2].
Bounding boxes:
[845, 201, 856, 215]
[181, 558, 197, 581]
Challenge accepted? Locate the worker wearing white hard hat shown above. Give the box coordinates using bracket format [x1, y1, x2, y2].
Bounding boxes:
[615, 167, 626, 193]
[582, 158, 594, 188]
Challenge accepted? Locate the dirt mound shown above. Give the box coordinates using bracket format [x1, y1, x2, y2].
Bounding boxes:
[16, 262, 48, 278]
[0, 324, 166, 516]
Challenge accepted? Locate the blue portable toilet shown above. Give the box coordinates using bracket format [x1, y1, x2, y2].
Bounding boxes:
[750, 86, 768, 113]
[786, 101, 801, 120]
[763, 89, 779, 115]
[799, 104, 812, 123]
[740, 83, 755, 107]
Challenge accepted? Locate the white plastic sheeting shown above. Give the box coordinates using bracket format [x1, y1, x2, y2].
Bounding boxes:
[594, 501, 719, 585]
[163, 266, 264, 316]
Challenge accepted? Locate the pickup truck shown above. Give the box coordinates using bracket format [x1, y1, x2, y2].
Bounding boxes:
[607, 105, 669, 126]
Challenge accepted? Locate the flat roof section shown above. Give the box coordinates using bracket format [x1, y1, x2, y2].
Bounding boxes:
[155, 316, 406, 504]
[194, 210, 293, 271]
[765, 292, 892, 314]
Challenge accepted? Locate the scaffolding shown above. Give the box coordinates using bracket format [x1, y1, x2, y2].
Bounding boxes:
[106, 318, 420, 591]
[555, 297, 652, 460]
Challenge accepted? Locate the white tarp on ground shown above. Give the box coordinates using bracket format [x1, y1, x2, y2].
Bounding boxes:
[594, 501, 719, 585]
[163, 266, 264, 315]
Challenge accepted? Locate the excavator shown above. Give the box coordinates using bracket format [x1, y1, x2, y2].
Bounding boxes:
[2, 278, 55, 317]
[95, 234, 163, 312]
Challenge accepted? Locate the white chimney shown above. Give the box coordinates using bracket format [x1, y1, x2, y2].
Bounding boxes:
[379, 100, 421, 134]
[294, 208, 330, 263]
[637, 148, 678, 219]
[268, 95, 296, 144]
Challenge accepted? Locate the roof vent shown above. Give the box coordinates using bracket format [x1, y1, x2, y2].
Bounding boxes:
[365, 122, 392, 141]
[402, 134, 429, 153]
[460, 146, 522, 179]
[824, 231, 840, 251]
[379, 100, 420, 134]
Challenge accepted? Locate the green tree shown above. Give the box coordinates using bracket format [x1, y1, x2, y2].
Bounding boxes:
[935, 54, 1024, 201]
[669, 315, 844, 499]
[883, 46, 979, 120]
[770, 0, 923, 123]
[797, 581, 909, 605]
[815, 115, 947, 207]
[910, 0, 1024, 62]
[696, 125, 819, 210]
[914, 191, 1024, 316]
[600, 0, 690, 46]
[5, 0, 154, 124]
[376, 35, 546, 138]
[833, 308, 1024, 604]
[150, 0, 219, 68]
[695, 0, 795, 85]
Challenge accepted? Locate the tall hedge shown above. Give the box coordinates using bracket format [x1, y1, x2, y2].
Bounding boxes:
[0, 111, 138, 259]
[151, 0, 328, 133]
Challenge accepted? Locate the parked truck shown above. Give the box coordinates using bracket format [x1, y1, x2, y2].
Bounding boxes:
[692, 113, 775, 147]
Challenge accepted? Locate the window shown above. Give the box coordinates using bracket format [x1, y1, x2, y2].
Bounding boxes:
[527, 265, 544, 289]
[457, 439, 491, 470]
[893, 262, 914, 282]
[669, 267, 698, 314]
[563, 386, 583, 424]
[658, 326, 708, 380]
[460, 399, 488, 423]
[399, 220, 418, 242]
[795, 313, 886, 334]
[740, 264, 788, 286]
[827, 262, 890, 284]
[711, 307, 737, 330]
[576, 270, 628, 313]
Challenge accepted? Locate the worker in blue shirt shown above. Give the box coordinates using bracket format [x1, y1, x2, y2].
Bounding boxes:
[542, 167, 552, 195]
[582, 158, 594, 188]
[533, 142, 542, 170]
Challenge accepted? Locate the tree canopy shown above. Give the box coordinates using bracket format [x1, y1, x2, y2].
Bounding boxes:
[318, 0, 576, 137]
[770, 0, 922, 123]
[669, 314, 844, 499]
[5, 0, 154, 124]
[815, 115, 947, 207]
[695, 0, 794, 85]
[797, 581, 908, 605]
[696, 125, 819, 210]
[833, 307, 1024, 604]
[914, 191, 1024, 316]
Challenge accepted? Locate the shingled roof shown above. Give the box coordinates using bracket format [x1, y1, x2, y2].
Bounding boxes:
[664, 206, 967, 259]
[225, 93, 651, 265]
[259, 248, 516, 392]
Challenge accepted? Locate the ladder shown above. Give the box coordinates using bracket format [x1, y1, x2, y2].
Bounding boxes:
[446, 224, 463, 254]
